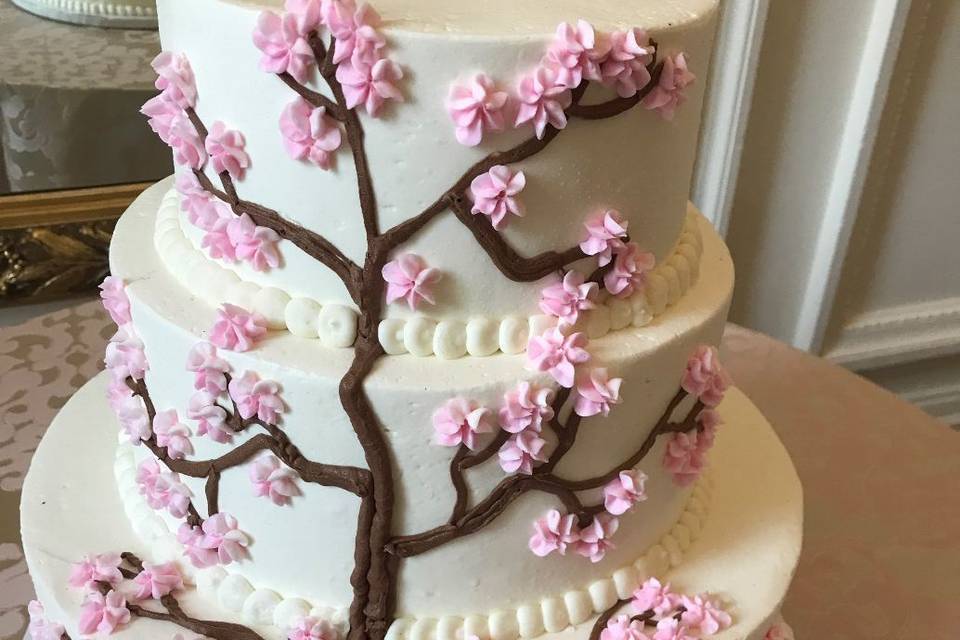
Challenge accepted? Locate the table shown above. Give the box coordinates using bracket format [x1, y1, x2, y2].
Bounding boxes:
[1, 300, 957, 639]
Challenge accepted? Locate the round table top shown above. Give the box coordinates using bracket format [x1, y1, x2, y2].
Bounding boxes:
[1, 300, 957, 639]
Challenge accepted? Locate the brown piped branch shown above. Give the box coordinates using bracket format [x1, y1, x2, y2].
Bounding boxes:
[278, 71, 345, 119]
[587, 599, 660, 640]
[568, 43, 663, 121]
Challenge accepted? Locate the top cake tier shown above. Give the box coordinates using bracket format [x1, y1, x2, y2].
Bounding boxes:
[154, 0, 719, 326]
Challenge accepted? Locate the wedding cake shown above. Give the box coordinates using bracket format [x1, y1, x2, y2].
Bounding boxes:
[11, 0, 157, 28]
[21, 1, 802, 640]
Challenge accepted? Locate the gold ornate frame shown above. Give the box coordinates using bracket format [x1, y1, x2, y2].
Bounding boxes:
[0, 183, 150, 304]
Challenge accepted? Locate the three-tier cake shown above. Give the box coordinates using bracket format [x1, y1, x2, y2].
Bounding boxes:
[21, 1, 802, 640]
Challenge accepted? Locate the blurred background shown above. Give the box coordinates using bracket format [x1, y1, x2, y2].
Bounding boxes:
[0, 0, 957, 424]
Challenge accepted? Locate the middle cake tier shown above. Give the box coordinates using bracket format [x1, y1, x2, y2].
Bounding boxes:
[111, 181, 733, 625]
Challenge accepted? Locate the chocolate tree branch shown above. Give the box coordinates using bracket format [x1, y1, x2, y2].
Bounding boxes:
[568, 45, 663, 120]
[278, 71, 344, 119]
[588, 600, 659, 640]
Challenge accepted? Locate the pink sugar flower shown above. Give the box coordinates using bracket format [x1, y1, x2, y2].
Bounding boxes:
[499, 380, 555, 434]
[27, 600, 66, 640]
[169, 110, 208, 169]
[601, 29, 654, 98]
[114, 390, 151, 444]
[140, 93, 181, 145]
[200, 203, 239, 261]
[575, 513, 618, 562]
[188, 390, 232, 443]
[200, 513, 250, 565]
[153, 409, 194, 459]
[105, 324, 148, 382]
[136, 459, 192, 519]
[633, 578, 681, 618]
[280, 98, 343, 169]
[382, 253, 441, 311]
[601, 615, 652, 640]
[641, 52, 696, 121]
[206, 121, 251, 180]
[498, 429, 548, 475]
[336, 55, 403, 117]
[515, 64, 572, 139]
[177, 523, 219, 568]
[469, 165, 526, 230]
[652, 618, 697, 640]
[604, 242, 656, 298]
[176, 171, 218, 227]
[151, 51, 197, 109]
[229, 370, 285, 424]
[529, 509, 579, 557]
[663, 431, 705, 487]
[68, 553, 122, 590]
[227, 213, 281, 271]
[447, 74, 509, 146]
[574, 368, 623, 417]
[249, 454, 301, 506]
[284, 0, 323, 35]
[433, 397, 495, 451]
[78, 590, 130, 636]
[695, 409, 722, 454]
[99, 276, 131, 326]
[580, 210, 629, 267]
[681, 345, 732, 407]
[289, 615, 339, 640]
[544, 20, 609, 89]
[540, 271, 598, 326]
[324, 1, 385, 65]
[252, 10, 315, 83]
[764, 622, 795, 640]
[186, 342, 230, 394]
[133, 562, 184, 600]
[527, 327, 590, 388]
[603, 469, 648, 516]
[210, 304, 268, 352]
[679, 595, 732, 635]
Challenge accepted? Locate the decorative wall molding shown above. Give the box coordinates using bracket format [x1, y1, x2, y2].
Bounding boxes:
[899, 383, 960, 428]
[692, 0, 769, 237]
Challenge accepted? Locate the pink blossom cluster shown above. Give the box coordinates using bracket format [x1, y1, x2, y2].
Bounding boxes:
[280, 98, 343, 169]
[579, 210, 656, 299]
[382, 253, 442, 311]
[137, 459, 193, 519]
[187, 341, 231, 393]
[498, 429, 549, 475]
[27, 600, 65, 640]
[574, 367, 623, 418]
[105, 323, 148, 383]
[496, 381, 554, 475]
[599, 578, 731, 640]
[188, 390, 232, 443]
[132, 561, 184, 600]
[229, 370, 286, 423]
[446, 74, 510, 146]
[433, 397, 496, 451]
[99, 276, 131, 326]
[153, 408, 195, 460]
[78, 590, 131, 636]
[205, 121, 251, 180]
[66, 554, 130, 635]
[107, 377, 151, 445]
[210, 304, 269, 352]
[249, 454, 302, 506]
[603, 469, 648, 515]
[527, 326, 590, 388]
[528, 509, 619, 563]
[681, 346, 732, 408]
[663, 408, 721, 486]
[469, 165, 526, 230]
[289, 615, 340, 640]
[539, 270, 598, 326]
[580, 210, 629, 267]
[177, 513, 250, 568]
[68, 553, 123, 590]
[141, 52, 207, 170]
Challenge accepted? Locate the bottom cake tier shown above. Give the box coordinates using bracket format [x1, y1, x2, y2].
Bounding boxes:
[21, 374, 802, 640]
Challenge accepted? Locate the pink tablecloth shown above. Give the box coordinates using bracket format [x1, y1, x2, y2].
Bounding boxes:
[1, 301, 957, 639]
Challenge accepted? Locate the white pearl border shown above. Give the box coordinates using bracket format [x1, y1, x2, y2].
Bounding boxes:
[115, 440, 715, 640]
[155, 189, 704, 359]
[11, 0, 157, 27]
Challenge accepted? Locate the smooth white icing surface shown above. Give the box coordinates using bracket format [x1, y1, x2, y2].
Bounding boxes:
[110, 181, 734, 618]
[156, 0, 719, 322]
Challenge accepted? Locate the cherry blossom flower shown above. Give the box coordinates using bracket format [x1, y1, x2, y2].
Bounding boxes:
[515, 64, 572, 139]
[99, 276, 131, 326]
[695, 409, 722, 455]
[575, 513, 618, 562]
[176, 171, 217, 227]
[336, 56, 403, 117]
[663, 430, 705, 487]
[200, 202, 239, 261]
[178, 523, 218, 568]
[632, 578, 681, 618]
[229, 370, 285, 423]
[289, 615, 340, 640]
[382, 253, 441, 310]
[78, 590, 130, 636]
[68, 553, 122, 590]
[544, 20, 609, 88]
[136, 459, 193, 519]
[527, 327, 590, 388]
[574, 367, 623, 417]
[168, 110, 208, 169]
[227, 213, 281, 271]
[433, 397, 495, 450]
[600, 615, 652, 640]
[284, 0, 323, 35]
[603, 469, 648, 515]
[529, 509, 579, 557]
[540, 271, 598, 326]
[764, 621, 796, 640]
[679, 594, 732, 635]
[641, 52, 696, 121]
[252, 10, 315, 83]
[200, 513, 250, 565]
[249, 454, 301, 506]
[27, 600, 66, 640]
[206, 121, 251, 180]
[604, 242, 656, 298]
[151, 51, 197, 109]
[447, 74, 509, 146]
[681, 345, 731, 407]
[153, 409, 195, 459]
[188, 390, 232, 443]
[280, 98, 343, 169]
[469, 165, 526, 230]
[108, 379, 151, 444]
[499, 381, 555, 434]
[651, 618, 697, 640]
[580, 210, 629, 267]
[186, 342, 230, 394]
[105, 324, 148, 382]
[498, 430, 548, 475]
[133, 562, 184, 600]
[140, 93, 181, 146]
[324, 1, 385, 65]
[601, 29, 654, 98]
[210, 304, 268, 352]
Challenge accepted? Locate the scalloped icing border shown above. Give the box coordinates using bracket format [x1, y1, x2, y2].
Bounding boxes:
[11, 0, 157, 21]
[153, 188, 705, 360]
[114, 439, 715, 640]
